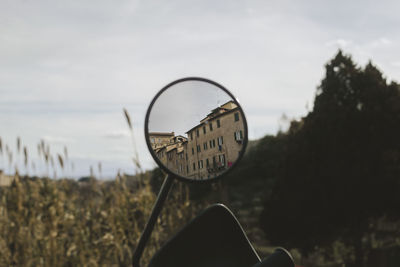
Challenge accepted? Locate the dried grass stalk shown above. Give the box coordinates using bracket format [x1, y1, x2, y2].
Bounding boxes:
[123, 108, 132, 130]
[64, 146, 68, 161]
[123, 108, 142, 173]
[16, 137, 21, 154]
[23, 146, 28, 168]
[57, 154, 64, 170]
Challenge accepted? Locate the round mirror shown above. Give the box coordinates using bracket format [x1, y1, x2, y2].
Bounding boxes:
[145, 77, 248, 182]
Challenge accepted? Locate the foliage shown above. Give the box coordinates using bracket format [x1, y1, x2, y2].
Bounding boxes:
[260, 50, 400, 265]
[0, 173, 205, 266]
[225, 135, 286, 208]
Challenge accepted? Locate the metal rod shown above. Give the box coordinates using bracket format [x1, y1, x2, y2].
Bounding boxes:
[132, 174, 174, 267]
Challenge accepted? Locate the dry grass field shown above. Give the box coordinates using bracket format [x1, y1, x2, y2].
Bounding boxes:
[0, 173, 206, 266]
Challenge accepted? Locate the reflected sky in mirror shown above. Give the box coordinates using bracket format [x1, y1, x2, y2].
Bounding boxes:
[147, 80, 246, 180]
[149, 81, 231, 136]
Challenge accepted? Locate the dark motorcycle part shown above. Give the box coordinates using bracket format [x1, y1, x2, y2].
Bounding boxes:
[253, 248, 295, 267]
[148, 204, 260, 267]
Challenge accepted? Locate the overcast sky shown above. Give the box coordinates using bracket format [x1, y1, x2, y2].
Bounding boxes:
[1, 0, 399, 178]
[149, 80, 232, 135]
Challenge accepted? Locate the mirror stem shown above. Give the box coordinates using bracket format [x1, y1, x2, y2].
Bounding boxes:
[132, 174, 174, 267]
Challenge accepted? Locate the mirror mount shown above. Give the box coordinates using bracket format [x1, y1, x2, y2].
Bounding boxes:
[132, 174, 174, 267]
[133, 77, 249, 266]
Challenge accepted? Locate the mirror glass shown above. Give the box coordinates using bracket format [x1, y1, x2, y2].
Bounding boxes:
[146, 79, 247, 181]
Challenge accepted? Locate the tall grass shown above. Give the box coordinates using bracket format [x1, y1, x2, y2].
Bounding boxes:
[123, 108, 141, 173]
[0, 136, 74, 179]
[0, 173, 203, 266]
[0, 109, 209, 266]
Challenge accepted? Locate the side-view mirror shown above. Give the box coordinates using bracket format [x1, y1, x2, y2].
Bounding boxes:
[133, 77, 249, 266]
[145, 77, 248, 182]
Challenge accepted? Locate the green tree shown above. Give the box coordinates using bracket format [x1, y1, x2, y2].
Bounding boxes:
[260, 51, 400, 266]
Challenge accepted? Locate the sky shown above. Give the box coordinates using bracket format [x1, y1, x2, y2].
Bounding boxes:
[0, 0, 399, 178]
[149, 80, 232, 136]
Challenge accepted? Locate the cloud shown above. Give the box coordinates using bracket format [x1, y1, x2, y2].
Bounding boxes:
[103, 130, 130, 139]
[391, 62, 400, 68]
[369, 37, 393, 48]
[42, 135, 74, 144]
[325, 39, 353, 48]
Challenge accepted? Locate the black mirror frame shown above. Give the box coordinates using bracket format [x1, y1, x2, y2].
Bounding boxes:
[144, 77, 248, 184]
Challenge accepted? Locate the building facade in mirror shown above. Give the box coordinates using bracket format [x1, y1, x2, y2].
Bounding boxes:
[150, 101, 244, 180]
[149, 132, 175, 149]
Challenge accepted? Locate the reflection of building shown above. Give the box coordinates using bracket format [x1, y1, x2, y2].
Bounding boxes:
[149, 132, 175, 149]
[154, 138, 188, 177]
[150, 100, 244, 180]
